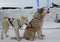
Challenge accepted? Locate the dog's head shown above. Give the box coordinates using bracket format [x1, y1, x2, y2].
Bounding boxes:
[37, 7, 49, 17]
[37, 7, 49, 13]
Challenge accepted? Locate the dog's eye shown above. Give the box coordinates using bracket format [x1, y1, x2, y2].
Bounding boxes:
[48, 8, 49, 10]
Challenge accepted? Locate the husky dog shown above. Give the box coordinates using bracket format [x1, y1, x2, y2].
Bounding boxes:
[1, 16, 28, 41]
[24, 7, 49, 41]
[24, 23, 35, 41]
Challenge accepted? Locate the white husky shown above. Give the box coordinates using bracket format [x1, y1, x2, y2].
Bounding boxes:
[1, 16, 28, 41]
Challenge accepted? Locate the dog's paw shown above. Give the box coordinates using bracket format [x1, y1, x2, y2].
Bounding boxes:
[41, 34, 45, 37]
[29, 38, 34, 41]
[39, 37, 44, 40]
[25, 37, 34, 41]
[17, 38, 21, 41]
[6, 35, 9, 37]
[1, 37, 3, 40]
[10, 37, 17, 40]
[10, 37, 21, 41]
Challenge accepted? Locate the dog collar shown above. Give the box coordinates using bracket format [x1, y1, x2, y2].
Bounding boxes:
[34, 16, 43, 22]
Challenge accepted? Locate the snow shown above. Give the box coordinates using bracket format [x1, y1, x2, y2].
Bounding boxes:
[42, 22, 60, 29]
[0, 29, 60, 42]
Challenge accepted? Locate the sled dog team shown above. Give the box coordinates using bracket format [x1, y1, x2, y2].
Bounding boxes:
[1, 7, 49, 41]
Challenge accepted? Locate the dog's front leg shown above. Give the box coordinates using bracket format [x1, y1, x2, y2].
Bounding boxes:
[37, 28, 44, 39]
[14, 28, 20, 41]
[1, 31, 4, 39]
[11, 19, 21, 41]
[11, 27, 21, 41]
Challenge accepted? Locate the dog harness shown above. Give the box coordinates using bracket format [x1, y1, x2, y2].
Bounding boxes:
[8, 18, 22, 28]
[8, 18, 14, 27]
[17, 20, 22, 28]
[8, 18, 21, 27]
[34, 16, 43, 22]
[26, 23, 35, 29]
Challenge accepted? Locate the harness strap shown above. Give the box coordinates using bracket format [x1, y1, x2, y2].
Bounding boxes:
[8, 18, 14, 27]
[26, 23, 35, 29]
[17, 20, 22, 28]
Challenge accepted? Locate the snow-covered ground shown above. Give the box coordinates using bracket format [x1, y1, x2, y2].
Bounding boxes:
[0, 29, 60, 42]
[42, 22, 60, 29]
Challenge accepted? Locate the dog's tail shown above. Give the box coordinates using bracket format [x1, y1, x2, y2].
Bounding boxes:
[3, 16, 10, 19]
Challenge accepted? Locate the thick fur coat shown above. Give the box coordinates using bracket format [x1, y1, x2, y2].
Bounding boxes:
[24, 7, 49, 41]
[1, 16, 28, 41]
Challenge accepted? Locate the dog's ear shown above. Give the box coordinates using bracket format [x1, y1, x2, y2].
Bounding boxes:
[22, 16, 26, 18]
[22, 16, 24, 18]
[22, 16, 25, 19]
[22, 16, 28, 19]
[37, 8, 44, 13]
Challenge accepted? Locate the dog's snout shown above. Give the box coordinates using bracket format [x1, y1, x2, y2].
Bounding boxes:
[47, 11, 49, 13]
[47, 8, 50, 13]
